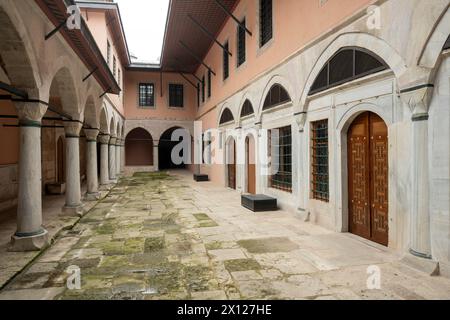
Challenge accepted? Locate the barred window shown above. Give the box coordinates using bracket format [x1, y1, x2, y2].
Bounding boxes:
[223, 41, 229, 80]
[263, 84, 291, 110]
[240, 100, 254, 118]
[237, 18, 246, 67]
[138, 83, 154, 107]
[107, 40, 111, 66]
[219, 108, 234, 125]
[113, 55, 116, 78]
[311, 120, 329, 201]
[260, 0, 273, 47]
[201, 75, 205, 103]
[197, 83, 200, 108]
[309, 48, 388, 95]
[269, 126, 292, 193]
[207, 70, 212, 98]
[169, 84, 183, 108]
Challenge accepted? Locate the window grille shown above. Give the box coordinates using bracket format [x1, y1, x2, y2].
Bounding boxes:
[311, 119, 329, 201]
[240, 100, 254, 118]
[139, 83, 154, 107]
[269, 126, 292, 192]
[113, 56, 116, 78]
[219, 108, 234, 125]
[107, 40, 111, 66]
[309, 48, 388, 95]
[237, 18, 246, 66]
[201, 76, 205, 103]
[169, 84, 183, 108]
[260, 0, 273, 47]
[207, 70, 212, 98]
[263, 84, 291, 110]
[223, 41, 229, 80]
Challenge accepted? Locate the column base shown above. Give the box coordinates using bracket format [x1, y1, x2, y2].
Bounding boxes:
[99, 184, 113, 191]
[401, 252, 439, 276]
[61, 204, 85, 217]
[9, 229, 49, 252]
[84, 192, 100, 201]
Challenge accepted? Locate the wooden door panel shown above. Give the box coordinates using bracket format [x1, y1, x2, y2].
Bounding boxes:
[248, 164, 256, 194]
[369, 114, 389, 245]
[348, 124, 371, 239]
[348, 112, 388, 246]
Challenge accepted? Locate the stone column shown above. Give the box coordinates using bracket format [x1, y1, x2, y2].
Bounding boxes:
[62, 121, 84, 216]
[98, 134, 110, 188]
[121, 141, 125, 172]
[402, 86, 433, 259]
[9, 101, 50, 251]
[115, 139, 121, 175]
[153, 144, 159, 172]
[109, 136, 117, 181]
[84, 129, 100, 201]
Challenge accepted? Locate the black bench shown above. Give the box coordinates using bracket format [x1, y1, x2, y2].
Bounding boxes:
[193, 174, 209, 182]
[241, 194, 278, 212]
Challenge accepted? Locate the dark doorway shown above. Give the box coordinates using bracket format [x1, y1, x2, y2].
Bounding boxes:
[159, 127, 188, 170]
[125, 128, 154, 166]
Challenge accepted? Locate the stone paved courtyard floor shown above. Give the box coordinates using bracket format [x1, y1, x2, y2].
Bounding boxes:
[1, 171, 450, 300]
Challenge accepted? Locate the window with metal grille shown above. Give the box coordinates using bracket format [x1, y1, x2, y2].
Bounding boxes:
[207, 70, 212, 98]
[311, 119, 329, 202]
[169, 84, 184, 108]
[260, 0, 273, 47]
[197, 83, 200, 108]
[309, 48, 388, 95]
[201, 75, 205, 103]
[138, 83, 154, 107]
[269, 126, 292, 193]
[263, 84, 291, 110]
[240, 100, 254, 118]
[113, 56, 116, 78]
[219, 108, 234, 125]
[223, 41, 229, 80]
[107, 40, 111, 66]
[237, 18, 246, 67]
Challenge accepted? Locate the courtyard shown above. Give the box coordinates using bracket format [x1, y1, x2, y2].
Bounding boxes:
[0, 171, 449, 300]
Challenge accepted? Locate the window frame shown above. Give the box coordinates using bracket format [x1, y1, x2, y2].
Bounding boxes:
[259, 0, 273, 48]
[223, 41, 230, 81]
[309, 47, 388, 96]
[237, 17, 246, 67]
[207, 70, 212, 98]
[311, 119, 329, 202]
[138, 83, 155, 108]
[107, 40, 111, 66]
[168, 83, 184, 108]
[268, 126, 292, 193]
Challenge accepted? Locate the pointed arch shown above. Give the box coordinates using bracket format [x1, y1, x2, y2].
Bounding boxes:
[49, 67, 80, 118]
[219, 107, 235, 126]
[240, 100, 255, 118]
[309, 47, 388, 95]
[83, 95, 98, 129]
[297, 32, 407, 116]
[262, 84, 291, 111]
[99, 107, 108, 133]
[0, 4, 40, 97]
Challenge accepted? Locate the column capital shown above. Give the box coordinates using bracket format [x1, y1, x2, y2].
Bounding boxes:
[14, 101, 48, 126]
[64, 121, 83, 138]
[109, 137, 117, 145]
[116, 139, 123, 146]
[98, 133, 110, 145]
[400, 84, 434, 119]
[84, 128, 100, 142]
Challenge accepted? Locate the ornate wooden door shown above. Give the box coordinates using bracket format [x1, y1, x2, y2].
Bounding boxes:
[348, 112, 388, 246]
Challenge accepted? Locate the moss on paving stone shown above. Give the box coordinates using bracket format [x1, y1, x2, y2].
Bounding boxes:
[144, 237, 165, 252]
[197, 221, 219, 228]
[224, 259, 262, 273]
[59, 288, 113, 300]
[184, 265, 213, 293]
[96, 223, 116, 235]
[205, 241, 224, 250]
[237, 237, 299, 253]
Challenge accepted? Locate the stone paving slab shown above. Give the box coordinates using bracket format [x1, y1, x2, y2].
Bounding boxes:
[0, 171, 449, 300]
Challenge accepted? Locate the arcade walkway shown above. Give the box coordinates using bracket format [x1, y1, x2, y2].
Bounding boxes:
[1, 171, 449, 300]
